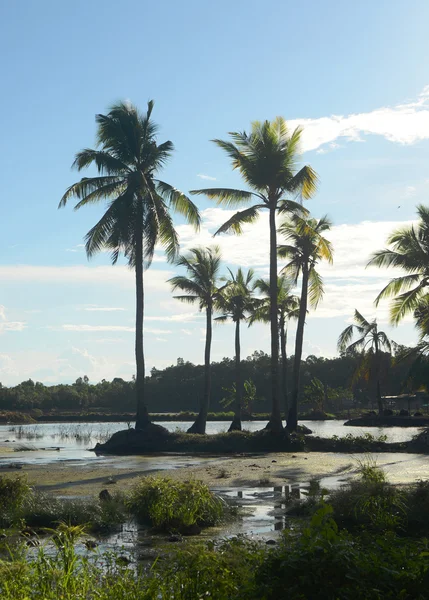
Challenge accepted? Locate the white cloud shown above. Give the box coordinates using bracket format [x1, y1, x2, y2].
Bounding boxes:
[145, 313, 201, 323]
[0, 321, 26, 333]
[80, 306, 126, 312]
[197, 174, 217, 181]
[0, 265, 172, 292]
[291, 86, 429, 153]
[0, 305, 5, 320]
[181, 329, 192, 336]
[60, 325, 135, 332]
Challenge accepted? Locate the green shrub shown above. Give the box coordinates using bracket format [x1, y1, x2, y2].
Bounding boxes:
[0, 475, 30, 526]
[125, 476, 225, 531]
[20, 490, 126, 532]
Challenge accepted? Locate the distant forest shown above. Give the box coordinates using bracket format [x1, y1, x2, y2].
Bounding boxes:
[0, 347, 427, 415]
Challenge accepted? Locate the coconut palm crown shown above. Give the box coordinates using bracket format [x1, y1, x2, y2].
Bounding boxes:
[278, 214, 333, 431]
[367, 204, 429, 324]
[168, 246, 224, 434]
[190, 118, 318, 432]
[215, 267, 255, 431]
[338, 310, 393, 415]
[59, 100, 200, 429]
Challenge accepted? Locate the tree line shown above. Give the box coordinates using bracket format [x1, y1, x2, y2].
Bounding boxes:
[1, 345, 427, 415]
[48, 101, 429, 433]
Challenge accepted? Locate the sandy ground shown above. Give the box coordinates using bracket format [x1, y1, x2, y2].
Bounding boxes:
[1, 451, 428, 497]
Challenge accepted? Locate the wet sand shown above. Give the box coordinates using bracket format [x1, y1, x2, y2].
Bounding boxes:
[3, 451, 429, 497]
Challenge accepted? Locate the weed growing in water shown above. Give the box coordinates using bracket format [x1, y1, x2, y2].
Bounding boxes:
[125, 476, 226, 532]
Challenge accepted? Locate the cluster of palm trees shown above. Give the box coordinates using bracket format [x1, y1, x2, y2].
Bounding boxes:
[60, 100, 334, 435]
[337, 205, 429, 416]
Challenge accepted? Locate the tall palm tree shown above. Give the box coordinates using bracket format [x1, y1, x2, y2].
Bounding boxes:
[368, 205, 429, 324]
[215, 267, 255, 432]
[59, 101, 200, 430]
[252, 275, 300, 420]
[338, 310, 393, 416]
[278, 214, 333, 431]
[190, 118, 318, 432]
[168, 246, 223, 434]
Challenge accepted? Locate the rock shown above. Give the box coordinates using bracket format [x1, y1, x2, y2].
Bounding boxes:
[265, 539, 277, 545]
[180, 523, 202, 536]
[291, 455, 297, 458]
[168, 534, 182, 542]
[84, 539, 98, 550]
[271, 459, 277, 463]
[93, 423, 170, 455]
[99, 489, 112, 502]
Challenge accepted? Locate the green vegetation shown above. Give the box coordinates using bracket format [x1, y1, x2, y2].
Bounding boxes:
[2, 503, 429, 599]
[338, 310, 394, 416]
[2, 346, 426, 418]
[216, 267, 256, 431]
[125, 477, 225, 532]
[169, 246, 224, 434]
[0, 475, 228, 535]
[59, 101, 200, 430]
[191, 118, 318, 433]
[278, 213, 334, 431]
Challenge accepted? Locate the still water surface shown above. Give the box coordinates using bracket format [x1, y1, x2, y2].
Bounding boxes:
[0, 419, 423, 465]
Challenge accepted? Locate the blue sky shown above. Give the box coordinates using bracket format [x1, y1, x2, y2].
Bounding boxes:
[1, 0, 429, 385]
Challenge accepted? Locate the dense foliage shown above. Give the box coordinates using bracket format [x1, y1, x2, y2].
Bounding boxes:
[0, 346, 427, 415]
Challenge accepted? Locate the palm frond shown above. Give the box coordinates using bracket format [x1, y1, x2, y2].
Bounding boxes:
[189, 187, 258, 207]
[214, 205, 264, 235]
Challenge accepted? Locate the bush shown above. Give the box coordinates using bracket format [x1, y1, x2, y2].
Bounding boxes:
[125, 476, 226, 532]
[19, 490, 126, 532]
[0, 475, 30, 526]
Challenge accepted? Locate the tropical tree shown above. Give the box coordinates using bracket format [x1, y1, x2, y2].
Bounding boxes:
[190, 118, 318, 432]
[252, 275, 300, 419]
[338, 310, 393, 416]
[278, 214, 333, 431]
[215, 267, 255, 431]
[168, 246, 223, 434]
[368, 204, 429, 324]
[59, 101, 200, 430]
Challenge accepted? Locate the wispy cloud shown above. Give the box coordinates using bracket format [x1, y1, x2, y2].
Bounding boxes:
[65, 244, 85, 253]
[60, 325, 135, 332]
[79, 306, 126, 312]
[197, 174, 217, 181]
[292, 86, 429, 153]
[145, 313, 201, 323]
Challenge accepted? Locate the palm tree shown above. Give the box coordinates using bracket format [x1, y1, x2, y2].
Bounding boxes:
[338, 310, 393, 416]
[59, 101, 200, 430]
[278, 214, 333, 431]
[168, 246, 223, 434]
[368, 204, 429, 324]
[215, 267, 255, 432]
[190, 118, 318, 432]
[252, 275, 300, 420]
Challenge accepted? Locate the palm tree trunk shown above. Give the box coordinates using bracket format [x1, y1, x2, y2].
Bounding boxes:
[375, 342, 383, 416]
[287, 264, 309, 432]
[280, 314, 288, 421]
[266, 205, 283, 432]
[188, 303, 212, 434]
[135, 203, 150, 430]
[229, 319, 242, 431]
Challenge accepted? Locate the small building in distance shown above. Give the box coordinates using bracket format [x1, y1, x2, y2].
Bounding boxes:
[382, 391, 429, 413]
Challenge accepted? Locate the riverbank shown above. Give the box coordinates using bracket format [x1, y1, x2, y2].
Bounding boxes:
[4, 450, 429, 497]
[345, 415, 429, 427]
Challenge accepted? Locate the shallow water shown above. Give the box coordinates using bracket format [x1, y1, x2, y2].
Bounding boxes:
[0, 419, 423, 466]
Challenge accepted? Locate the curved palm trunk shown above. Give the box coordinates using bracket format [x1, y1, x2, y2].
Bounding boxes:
[266, 205, 283, 432]
[188, 304, 212, 434]
[287, 264, 309, 432]
[135, 206, 150, 430]
[279, 314, 288, 422]
[374, 342, 383, 416]
[229, 319, 242, 432]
